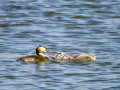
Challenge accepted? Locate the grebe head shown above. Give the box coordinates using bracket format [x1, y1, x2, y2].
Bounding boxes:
[53, 52, 68, 60]
[36, 45, 53, 55]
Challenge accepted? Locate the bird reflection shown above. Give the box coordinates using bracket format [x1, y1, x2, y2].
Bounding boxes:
[36, 65, 47, 71]
[35, 59, 49, 71]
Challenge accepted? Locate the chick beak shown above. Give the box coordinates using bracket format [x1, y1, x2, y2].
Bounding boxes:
[52, 54, 57, 59]
[54, 54, 57, 58]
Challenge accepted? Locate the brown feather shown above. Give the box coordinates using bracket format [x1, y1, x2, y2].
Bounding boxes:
[17, 46, 53, 62]
[16, 55, 49, 62]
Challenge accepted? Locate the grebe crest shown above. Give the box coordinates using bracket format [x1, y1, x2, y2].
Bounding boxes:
[36, 45, 53, 55]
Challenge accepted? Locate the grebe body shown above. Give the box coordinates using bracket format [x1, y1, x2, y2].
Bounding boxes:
[17, 46, 53, 62]
[54, 52, 96, 61]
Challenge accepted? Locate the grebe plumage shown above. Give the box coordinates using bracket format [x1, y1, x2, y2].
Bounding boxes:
[17, 45, 53, 62]
[53, 52, 96, 61]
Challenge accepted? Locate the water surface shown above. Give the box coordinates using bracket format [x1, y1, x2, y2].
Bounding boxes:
[0, 0, 120, 89]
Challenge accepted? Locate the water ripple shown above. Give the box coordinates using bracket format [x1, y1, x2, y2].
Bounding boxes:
[0, 0, 120, 89]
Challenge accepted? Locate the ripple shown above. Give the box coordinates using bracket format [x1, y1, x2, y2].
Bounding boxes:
[0, 0, 120, 89]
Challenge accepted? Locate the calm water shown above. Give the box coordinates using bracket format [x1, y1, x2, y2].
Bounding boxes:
[0, 0, 120, 89]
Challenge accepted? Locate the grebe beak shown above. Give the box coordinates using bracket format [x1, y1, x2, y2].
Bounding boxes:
[46, 49, 54, 55]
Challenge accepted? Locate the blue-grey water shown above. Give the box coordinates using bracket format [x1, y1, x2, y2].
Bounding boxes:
[0, 0, 120, 90]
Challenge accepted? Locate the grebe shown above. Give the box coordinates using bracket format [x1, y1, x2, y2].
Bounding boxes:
[17, 45, 53, 62]
[53, 52, 96, 61]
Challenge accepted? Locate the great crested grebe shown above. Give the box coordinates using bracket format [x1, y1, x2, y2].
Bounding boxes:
[53, 52, 96, 61]
[17, 45, 53, 62]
